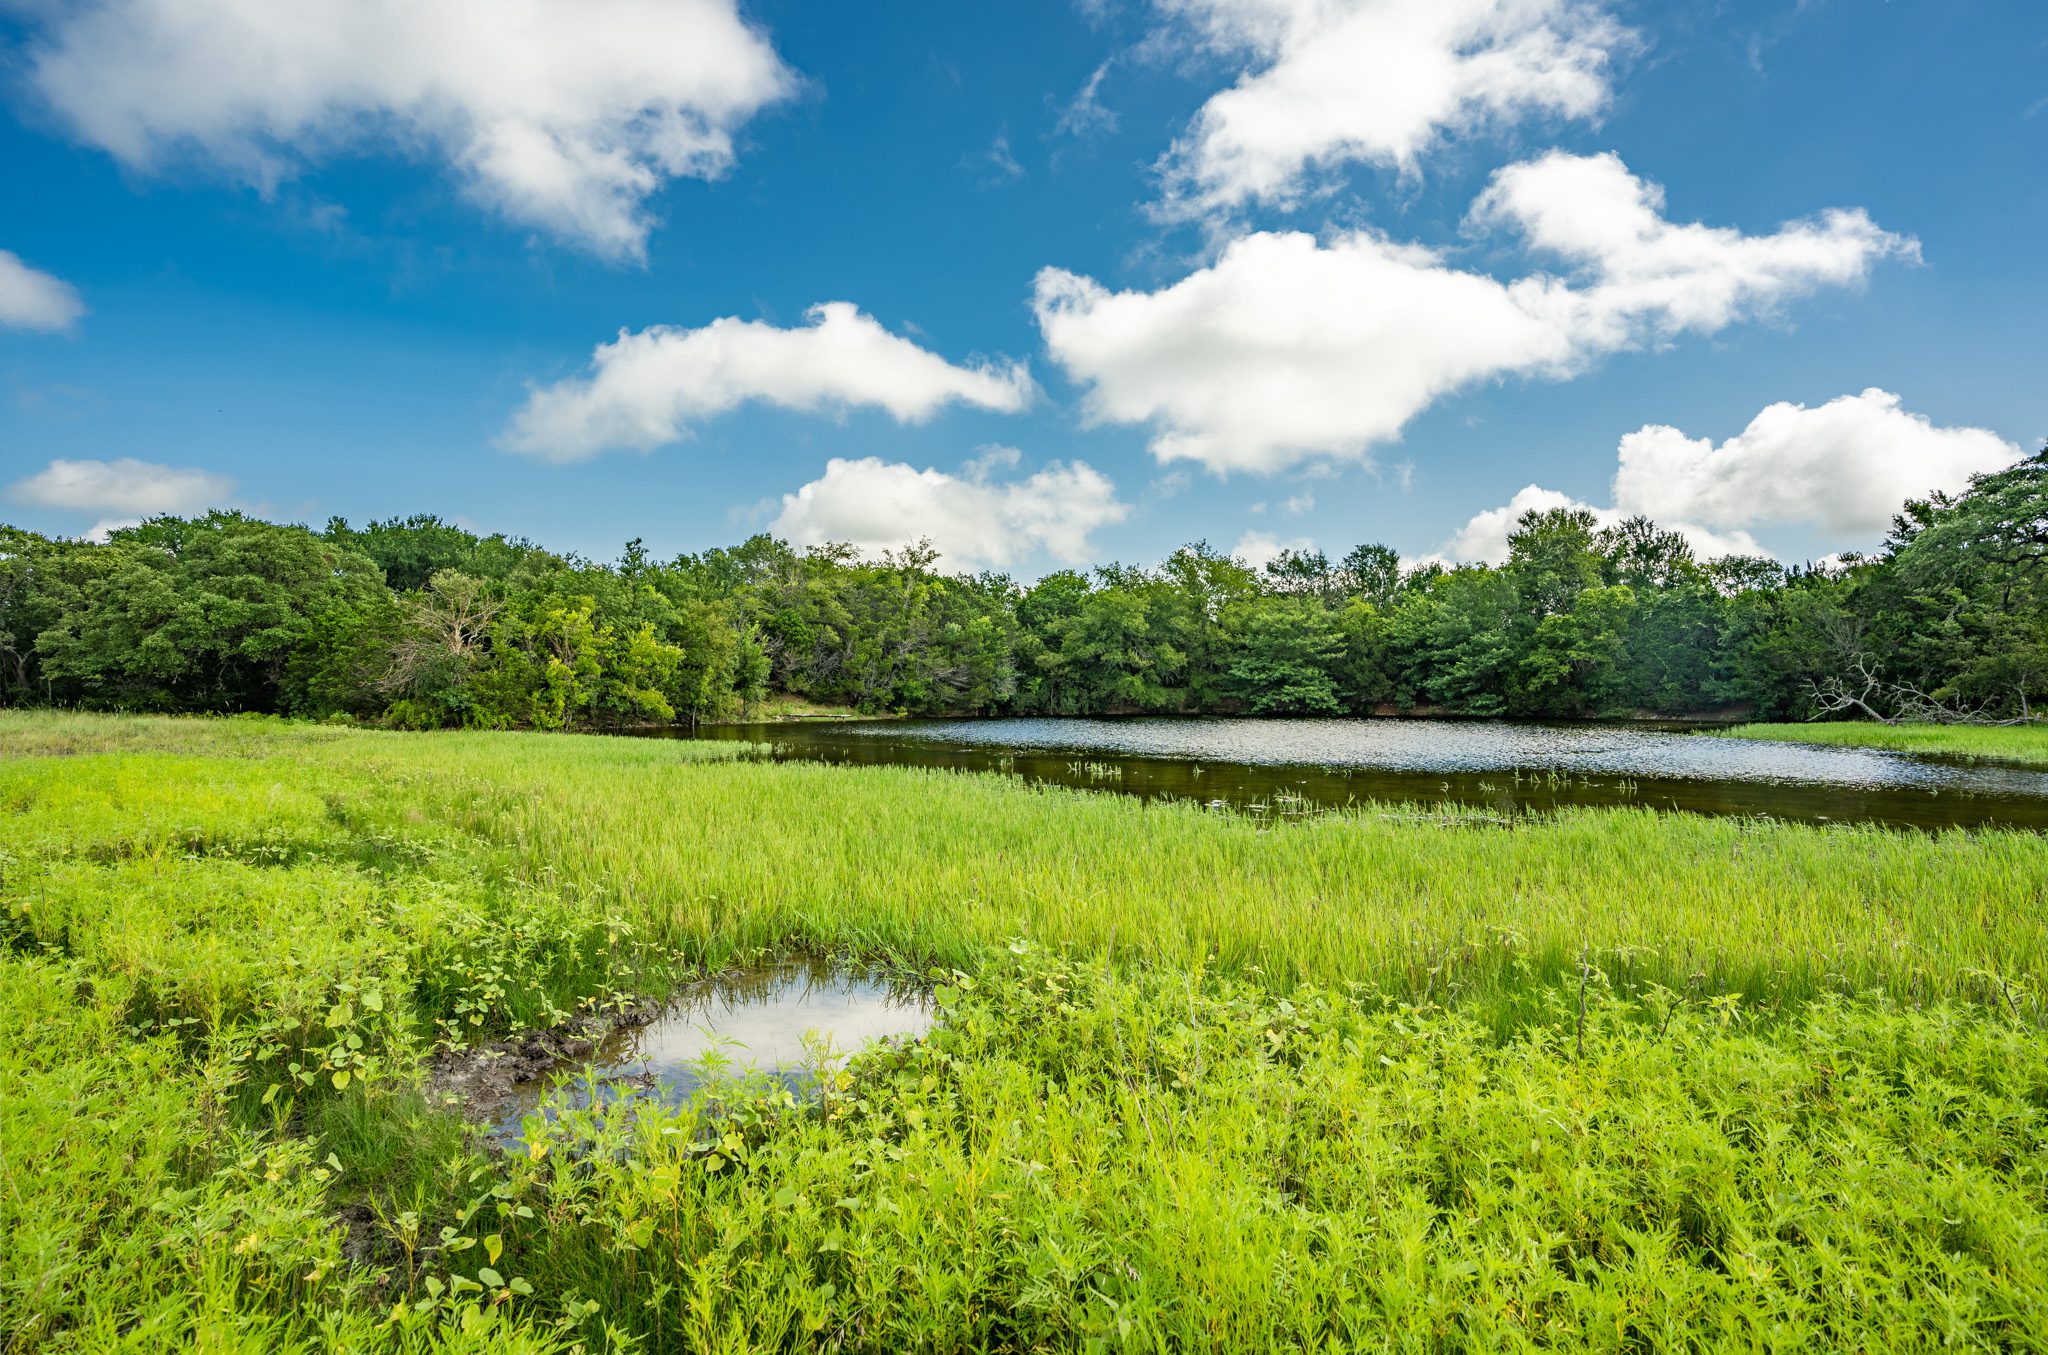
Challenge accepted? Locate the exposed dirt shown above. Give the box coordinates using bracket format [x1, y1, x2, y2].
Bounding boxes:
[334, 997, 666, 1273]
[334, 1202, 388, 1271]
[421, 997, 665, 1127]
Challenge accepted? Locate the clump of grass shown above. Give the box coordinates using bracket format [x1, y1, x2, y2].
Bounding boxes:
[1719, 720, 2048, 766]
[0, 953, 398, 1351]
[17, 720, 2043, 1019]
[0, 708, 357, 759]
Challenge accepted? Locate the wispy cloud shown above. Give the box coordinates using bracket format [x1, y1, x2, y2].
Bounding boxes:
[0, 250, 86, 333]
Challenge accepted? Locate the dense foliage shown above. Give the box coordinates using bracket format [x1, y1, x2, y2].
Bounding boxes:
[3, 715, 2043, 1350]
[4, 450, 2042, 726]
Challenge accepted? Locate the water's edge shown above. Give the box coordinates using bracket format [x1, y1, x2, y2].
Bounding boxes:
[481, 961, 933, 1148]
[636, 717, 2048, 832]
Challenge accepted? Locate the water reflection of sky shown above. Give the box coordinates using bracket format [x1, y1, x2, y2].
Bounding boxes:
[492, 962, 929, 1147]
[847, 718, 2048, 795]
[623, 965, 931, 1073]
[648, 717, 2048, 830]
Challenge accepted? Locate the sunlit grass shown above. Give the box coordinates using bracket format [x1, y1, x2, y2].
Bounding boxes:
[512, 953, 2048, 1351]
[1721, 719, 2048, 766]
[477, 753, 2047, 1016]
[4, 712, 2045, 1351]
[10, 717, 2044, 1015]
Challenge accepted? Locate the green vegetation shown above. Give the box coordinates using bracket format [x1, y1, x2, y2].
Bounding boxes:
[745, 692, 894, 721]
[1723, 720, 2048, 767]
[5, 448, 2043, 726]
[511, 961, 2046, 1351]
[3, 712, 2045, 1350]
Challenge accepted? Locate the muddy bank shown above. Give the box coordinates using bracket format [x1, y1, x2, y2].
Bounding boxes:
[422, 996, 665, 1128]
[332, 998, 663, 1273]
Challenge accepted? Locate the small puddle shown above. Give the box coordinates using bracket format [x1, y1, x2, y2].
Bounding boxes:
[488, 960, 931, 1147]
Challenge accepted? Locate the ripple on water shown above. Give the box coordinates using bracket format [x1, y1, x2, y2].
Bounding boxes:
[645, 717, 2048, 832]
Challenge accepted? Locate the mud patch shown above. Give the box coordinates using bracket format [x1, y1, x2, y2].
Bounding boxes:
[421, 996, 665, 1129]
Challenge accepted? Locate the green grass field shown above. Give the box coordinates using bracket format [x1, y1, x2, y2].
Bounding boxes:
[3, 712, 2044, 1351]
[1720, 719, 2048, 766]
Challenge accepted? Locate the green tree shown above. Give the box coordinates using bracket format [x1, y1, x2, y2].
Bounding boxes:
[0, 527, 112, 703]
[1872, 448, 2048, 716]
[1520, 585, 1638, 716]
[32, 513, 385, 713]
[1507, 507, 1603, 620]
[1065, 586, 1181, 713]
[1222, 595, 1343, 714]
[1014, 570, 1091, 713]
[325, 513, 551, 591]
[377, 569, 502, 726]
[1340, 543, 1402, 608]
[1401, 568, 1520, 716]
[1335, 599, 1403, 712]
[1153, 543, 1258, 711]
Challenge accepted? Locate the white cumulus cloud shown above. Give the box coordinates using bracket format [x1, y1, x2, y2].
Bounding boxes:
[1035, 152, 1912, 476]
[1612, 388, 2023, 539]
[504, 303, 1037, 461]
[0, 251, 87, 333]
[19, 0, 796, 260]
[1156, 0, 1627, 217]
[1232, 528, 1315, 571]
[8, 456, 238, 540]
[1434, 391, 2021, 566]
[1471, 151, 1918, 347]
[1434, 484, 1763, 567]
[768, 454, 1129, 573]
[1036, 229, 1572, 475]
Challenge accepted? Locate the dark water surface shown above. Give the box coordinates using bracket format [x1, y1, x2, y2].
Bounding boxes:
[652, 717, 2048, 832]
[492, 961, 930, 1147]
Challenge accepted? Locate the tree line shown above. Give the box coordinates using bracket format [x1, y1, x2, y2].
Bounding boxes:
[3, 450, 2041, 728]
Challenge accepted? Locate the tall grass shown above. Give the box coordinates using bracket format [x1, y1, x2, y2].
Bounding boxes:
[10, 717, 2045, 1016]
[461, 753, 2048, 1018]
[3, 712, 2045, 1351]
[1721, 719, 2048, 766]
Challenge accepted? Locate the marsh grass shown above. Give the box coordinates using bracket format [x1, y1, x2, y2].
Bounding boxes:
[507, 952, 2048, 1351]
[3, 712, 2045, 1351]
[476, 755, 2048, 1020]
[1721, 719, 2048, 766]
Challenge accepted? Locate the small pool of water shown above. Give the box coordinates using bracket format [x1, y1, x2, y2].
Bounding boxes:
[490, 961, 930, 1147]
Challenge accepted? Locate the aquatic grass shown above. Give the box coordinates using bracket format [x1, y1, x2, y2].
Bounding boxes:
[1720, 720, 2048, 766]
[6, 715, 2044, 1022]
[433, 747, 2048, 1019]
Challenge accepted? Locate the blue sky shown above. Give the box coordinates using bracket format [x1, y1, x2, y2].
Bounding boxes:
[2, 0, 2043, 575]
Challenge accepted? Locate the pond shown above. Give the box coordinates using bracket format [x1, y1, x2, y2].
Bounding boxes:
[490, 960, 931, 1148]
[654, 717, 2048, 832]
